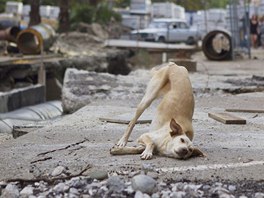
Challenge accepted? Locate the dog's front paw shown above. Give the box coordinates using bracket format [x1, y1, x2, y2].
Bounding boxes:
[116, 136, 128, 147]
[110, 146, 119, 155]
[140, 151, 153, 160]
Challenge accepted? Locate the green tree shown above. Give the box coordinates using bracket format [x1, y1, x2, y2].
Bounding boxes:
[114, 0, 130, 8]
[70, 1, 121, 26]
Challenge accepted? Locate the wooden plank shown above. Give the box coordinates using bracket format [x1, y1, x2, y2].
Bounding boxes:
[208, 112, 246, 124]
[0, 54, 60, 66]
[99, 117, 151, 124]
[226, 108, 264, 113]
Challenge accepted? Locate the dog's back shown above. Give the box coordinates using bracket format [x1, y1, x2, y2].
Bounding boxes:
[150, 63, 194, 140]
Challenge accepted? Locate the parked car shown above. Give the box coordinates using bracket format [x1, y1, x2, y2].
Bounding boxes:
[130, 18, 201, 45]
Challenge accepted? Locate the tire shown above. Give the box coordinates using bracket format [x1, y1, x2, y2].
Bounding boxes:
[186, 37, 195, 45]
[158, 36, 166, 43]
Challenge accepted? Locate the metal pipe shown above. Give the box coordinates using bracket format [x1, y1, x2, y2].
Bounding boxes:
[0, 26, 20, 42]
[16, 23, 55, 55]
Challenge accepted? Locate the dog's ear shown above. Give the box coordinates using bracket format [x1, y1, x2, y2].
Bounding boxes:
[191, 147, 206, 158]
[169, 119, 183, 137]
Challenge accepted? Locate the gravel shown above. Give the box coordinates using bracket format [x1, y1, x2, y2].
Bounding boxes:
[1, 172, 263, 197]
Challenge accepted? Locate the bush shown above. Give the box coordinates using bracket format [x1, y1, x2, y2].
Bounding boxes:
[70, 4, 94, 25]
[93, 2, 121, 24]
[70, 2, 121, 27]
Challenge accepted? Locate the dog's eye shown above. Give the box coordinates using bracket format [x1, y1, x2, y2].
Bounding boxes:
[189, 148, 193, 152]
[180, 138, 185, 143]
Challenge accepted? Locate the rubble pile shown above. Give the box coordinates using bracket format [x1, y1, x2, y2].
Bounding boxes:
[51, 31, 131, 75]
[1, 172, 263, 197]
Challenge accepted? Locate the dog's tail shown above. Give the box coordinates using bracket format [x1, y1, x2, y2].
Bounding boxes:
[150, 62, 177, 76]
[110, 145, 145, 155]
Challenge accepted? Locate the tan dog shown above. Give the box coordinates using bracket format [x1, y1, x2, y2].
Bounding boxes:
[110, 62, 205, 160]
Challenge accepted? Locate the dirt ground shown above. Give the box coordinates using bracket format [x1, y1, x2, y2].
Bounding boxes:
[0, 49, 264, 188]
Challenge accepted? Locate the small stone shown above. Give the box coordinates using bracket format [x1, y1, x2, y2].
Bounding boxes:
[51, 166, 65, 177]
[125, 185, 134, 194]
[68, 177, 86, 188]
[53, 182, 69, 193]
[135, 191, 151, 198]
[89, 169, 108, 180]
[106, 176, 125, 193]
[215, 182, 223, 187]
[170, 191, 186, 198]
[131, 174, 157, 195]
[147, 171, 159, 179]
[228, 185, 236, 192]
[183, 184, 202, 192]
[161, 190, 170, 198]
[20, 186, 34, 196]
[69, 187, 80, 195]
[210, 187, 235, 198]
[2, 184, 20, 198]
[135, 191, 144, 198]
[202, 184, 211, 190]
[255, 193, 264, 198]
[151, 193, 160, 198]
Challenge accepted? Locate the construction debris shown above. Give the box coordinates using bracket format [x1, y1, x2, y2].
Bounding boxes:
[202, 30, 232, 60]
[17, 23, 56, 55]
[208, 112, 246, 124]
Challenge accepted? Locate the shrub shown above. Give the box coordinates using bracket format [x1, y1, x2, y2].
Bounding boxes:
[70, 2, 121, 27]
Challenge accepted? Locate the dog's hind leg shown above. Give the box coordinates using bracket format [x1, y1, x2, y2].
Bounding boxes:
[116, 67, 169, 147]
[110, 145, 145, 155]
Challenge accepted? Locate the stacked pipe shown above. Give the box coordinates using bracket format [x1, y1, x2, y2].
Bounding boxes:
[202, 30, 232, 61]
[0, 23, 55, 55]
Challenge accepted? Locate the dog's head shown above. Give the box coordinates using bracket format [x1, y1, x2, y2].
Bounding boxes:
[168, 119, 205, 159]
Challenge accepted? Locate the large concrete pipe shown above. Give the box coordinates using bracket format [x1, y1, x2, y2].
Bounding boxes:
[16, 23, 55, 55]
[202, 29, 232, 60]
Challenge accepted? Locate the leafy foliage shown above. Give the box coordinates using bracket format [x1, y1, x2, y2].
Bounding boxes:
[94, 2, 121, 24]
[70, 4, 94, 24]
[70, 1, 121, 26]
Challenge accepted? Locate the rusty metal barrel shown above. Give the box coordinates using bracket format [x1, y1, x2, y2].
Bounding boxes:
[16, 23, 55, 55]
[0, 26, 20, 42]
[202, 29, 232, 60]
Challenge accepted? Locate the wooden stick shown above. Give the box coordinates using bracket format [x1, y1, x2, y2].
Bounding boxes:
[99, 117, 151, 124]
[226, 109, 264, 113]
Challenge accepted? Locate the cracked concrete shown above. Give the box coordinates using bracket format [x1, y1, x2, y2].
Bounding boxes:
[0, 50, 264, 183]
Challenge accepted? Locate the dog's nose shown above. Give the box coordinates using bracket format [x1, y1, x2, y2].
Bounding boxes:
[180, 148, 188, 155]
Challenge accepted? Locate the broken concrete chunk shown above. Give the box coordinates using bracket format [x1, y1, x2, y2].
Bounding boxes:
[62, 68, 149, 113]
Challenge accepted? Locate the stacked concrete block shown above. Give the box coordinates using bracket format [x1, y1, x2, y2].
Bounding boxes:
[152, 2, 185, 20]
[0, 85, 45, 113]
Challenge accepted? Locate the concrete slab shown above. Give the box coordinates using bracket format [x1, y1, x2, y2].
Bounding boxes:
[0, 93, 264, 182]
[0, 51, 264, 183]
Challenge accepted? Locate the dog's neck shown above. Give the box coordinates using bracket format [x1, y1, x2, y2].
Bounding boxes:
[154, 132, 174, 156]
